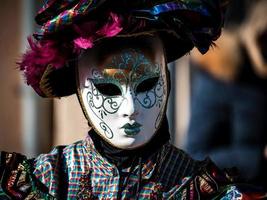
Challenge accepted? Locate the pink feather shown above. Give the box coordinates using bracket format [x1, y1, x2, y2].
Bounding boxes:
[74, 37, 94, 49]
[73, 12, 123, 50]
[19, 37, 69, 96]
[97, 12, 123, 37]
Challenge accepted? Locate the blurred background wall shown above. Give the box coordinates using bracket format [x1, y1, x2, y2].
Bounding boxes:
[0, 1, 23, 153]
[0, 0, 55, 157]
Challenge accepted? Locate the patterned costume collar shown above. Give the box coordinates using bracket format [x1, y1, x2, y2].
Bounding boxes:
[83, 133, 171, 179]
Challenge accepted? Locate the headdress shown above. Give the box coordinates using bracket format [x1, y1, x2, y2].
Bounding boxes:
[19, 0, 229, 98]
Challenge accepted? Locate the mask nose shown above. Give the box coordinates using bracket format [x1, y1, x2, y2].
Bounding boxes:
[118, 89, 138, 118]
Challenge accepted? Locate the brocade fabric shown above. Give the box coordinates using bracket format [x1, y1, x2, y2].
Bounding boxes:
[0, 136, 266, 199]
[33, 136, 198, 199]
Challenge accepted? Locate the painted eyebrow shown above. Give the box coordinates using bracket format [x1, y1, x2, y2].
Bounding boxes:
[132, 71, 159, 85]
[90, 77, 122, 86]
[90, 77, 123, 91]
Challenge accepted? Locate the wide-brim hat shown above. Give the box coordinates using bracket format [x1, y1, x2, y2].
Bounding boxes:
[19, 0, 229, 98]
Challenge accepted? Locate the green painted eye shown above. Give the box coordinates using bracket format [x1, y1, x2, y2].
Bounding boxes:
[136, 77, 159, 93]
[94, 83, 122, 96]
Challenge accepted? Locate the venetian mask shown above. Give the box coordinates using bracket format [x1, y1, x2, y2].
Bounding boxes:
[77, 36, 168, 149]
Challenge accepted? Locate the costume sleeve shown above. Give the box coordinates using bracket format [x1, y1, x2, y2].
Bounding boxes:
[0, 151, 55, 200]
[165, 159, 267, 200]
[33, 146, 68, 199]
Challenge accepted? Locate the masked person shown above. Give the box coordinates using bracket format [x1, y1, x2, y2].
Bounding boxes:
[0, 0, 266, 199]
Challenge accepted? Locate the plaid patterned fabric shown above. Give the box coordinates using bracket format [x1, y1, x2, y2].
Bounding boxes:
[1, 136, 266, 199]
[33, 136, 198, 199]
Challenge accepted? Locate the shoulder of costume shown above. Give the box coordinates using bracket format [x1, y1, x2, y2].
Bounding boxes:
[163, 144, 200, 171]
[165, 158, 267, 199]
[34, 140, 85, 168]
[0, 151, 56, 199]
[33, 141, 84, 175]
[155, 144, 200, 189]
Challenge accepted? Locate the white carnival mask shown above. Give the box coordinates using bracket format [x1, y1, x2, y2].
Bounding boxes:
[77, 37, 168, 149]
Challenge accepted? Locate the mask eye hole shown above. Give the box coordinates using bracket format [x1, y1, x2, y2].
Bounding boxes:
[136, 77, 159, 93]
[94, 83, 122, 96]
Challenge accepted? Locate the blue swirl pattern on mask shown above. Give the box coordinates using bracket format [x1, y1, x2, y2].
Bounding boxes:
[85, 48, 167, 138]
